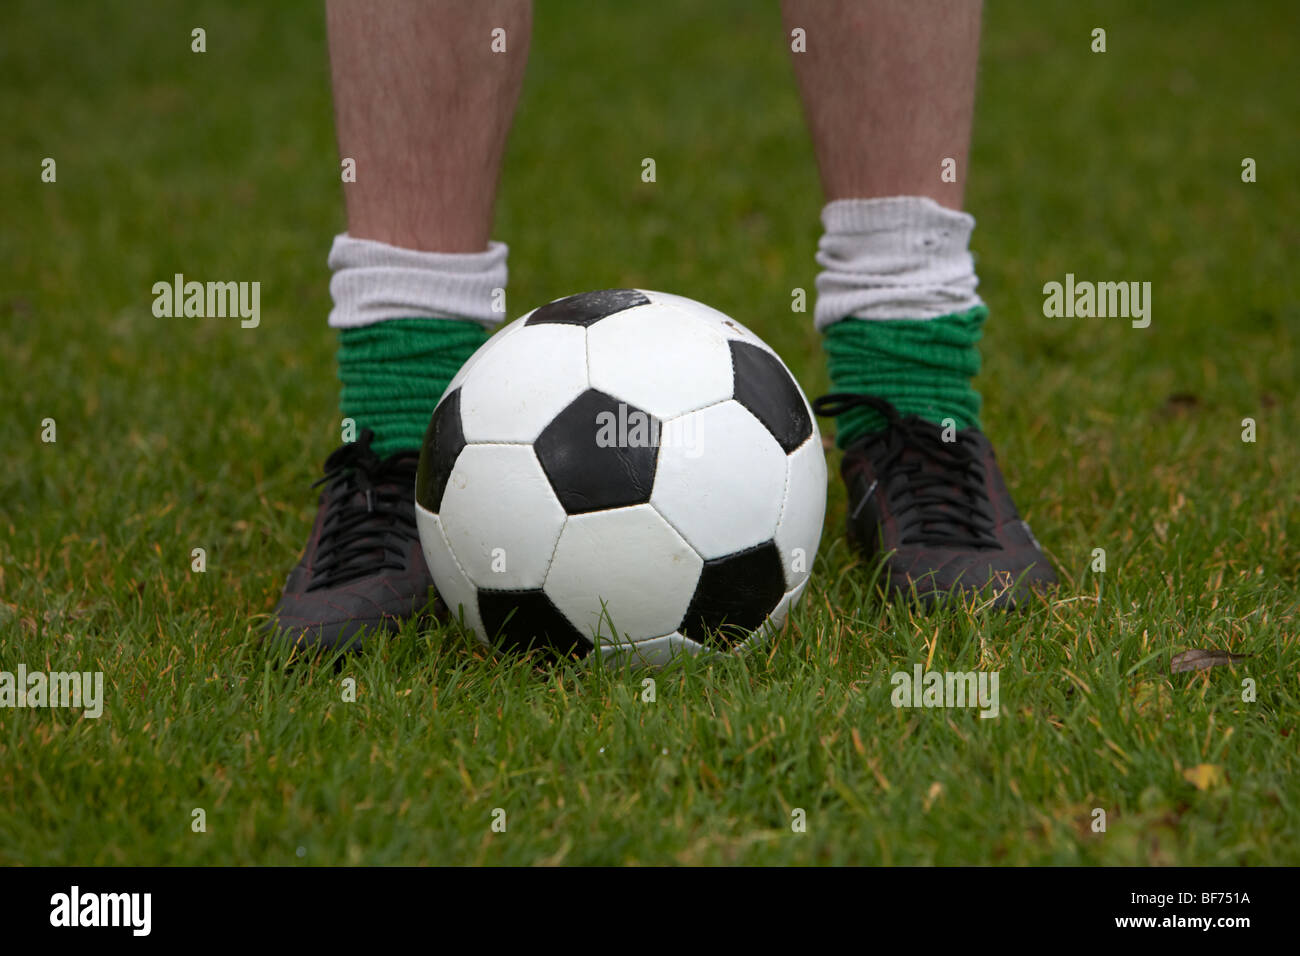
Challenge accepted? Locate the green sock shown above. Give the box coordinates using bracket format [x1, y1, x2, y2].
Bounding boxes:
[337, 318, 489, 458]
[821, 305, 987, 448]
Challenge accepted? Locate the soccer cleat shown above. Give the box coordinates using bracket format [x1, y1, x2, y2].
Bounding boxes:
[812, 393, 1057, 609]
[268, 428, 438, 650]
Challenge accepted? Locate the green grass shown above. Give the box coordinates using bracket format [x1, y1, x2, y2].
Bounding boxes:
[2, 0, 1297, 865]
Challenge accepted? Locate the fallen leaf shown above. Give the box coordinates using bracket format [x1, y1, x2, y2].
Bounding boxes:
[1170, 648, 1250, 673]
[1183, 764, 1225, 790]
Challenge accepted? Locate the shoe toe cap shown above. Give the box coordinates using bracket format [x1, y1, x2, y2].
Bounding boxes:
[889, 547, 1058, 609]
[268, 573, 439, 651]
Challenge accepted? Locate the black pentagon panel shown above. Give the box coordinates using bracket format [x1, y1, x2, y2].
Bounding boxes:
[534, 389, 659, 514]
[525, 289, 650, 327]
[729, 341, 814, 454]
[680, 541, 786, 650]
[416, 388, 465, 513]
[479, 589, 590, 659]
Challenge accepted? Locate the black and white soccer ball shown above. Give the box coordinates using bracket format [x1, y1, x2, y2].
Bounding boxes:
[415, 289, 826, 666]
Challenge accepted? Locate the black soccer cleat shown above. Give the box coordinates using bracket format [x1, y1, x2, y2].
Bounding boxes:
[812, 393, 1057, 609]
[267, 428, 438, 650]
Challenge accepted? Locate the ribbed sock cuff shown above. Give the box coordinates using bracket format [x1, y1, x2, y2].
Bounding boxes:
[327, 233, 508, 329]
[814, 195, 983, 329]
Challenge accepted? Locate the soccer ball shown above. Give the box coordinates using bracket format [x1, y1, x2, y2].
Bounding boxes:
[415, 289, 826, 666]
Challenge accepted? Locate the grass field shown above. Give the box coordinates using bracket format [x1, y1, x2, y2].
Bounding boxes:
[2, 0, 1297, 865]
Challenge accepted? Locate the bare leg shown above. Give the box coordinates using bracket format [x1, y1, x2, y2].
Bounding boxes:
[326, 0, 532, 252]
[782, 0, 982, 209]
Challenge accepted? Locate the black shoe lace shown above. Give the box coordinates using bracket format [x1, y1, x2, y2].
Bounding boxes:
[308, 428, 420, 591]
[811, 393, 999, 550]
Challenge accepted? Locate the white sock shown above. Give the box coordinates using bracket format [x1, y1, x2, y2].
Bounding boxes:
[813, 195, 984, 330]
[327, 233, 509, 329]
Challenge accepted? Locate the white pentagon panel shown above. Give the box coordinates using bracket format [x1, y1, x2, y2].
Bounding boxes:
[458, 323, 589, 443]
[593, 631, 709, 668]
[650, 400, 787, 560]
[586, 302, 734, 419]
[441, 315, 527, 399]
[414, 505, 485, 640]
[773, 436, 828, 591]
[545, 504, 702, 643]
[642, 289, 775, 355]
[437, 444, 566, 590]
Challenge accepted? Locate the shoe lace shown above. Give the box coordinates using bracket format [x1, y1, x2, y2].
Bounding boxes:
[308, 428, 420, 590]
[811, 393, 999, 550]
